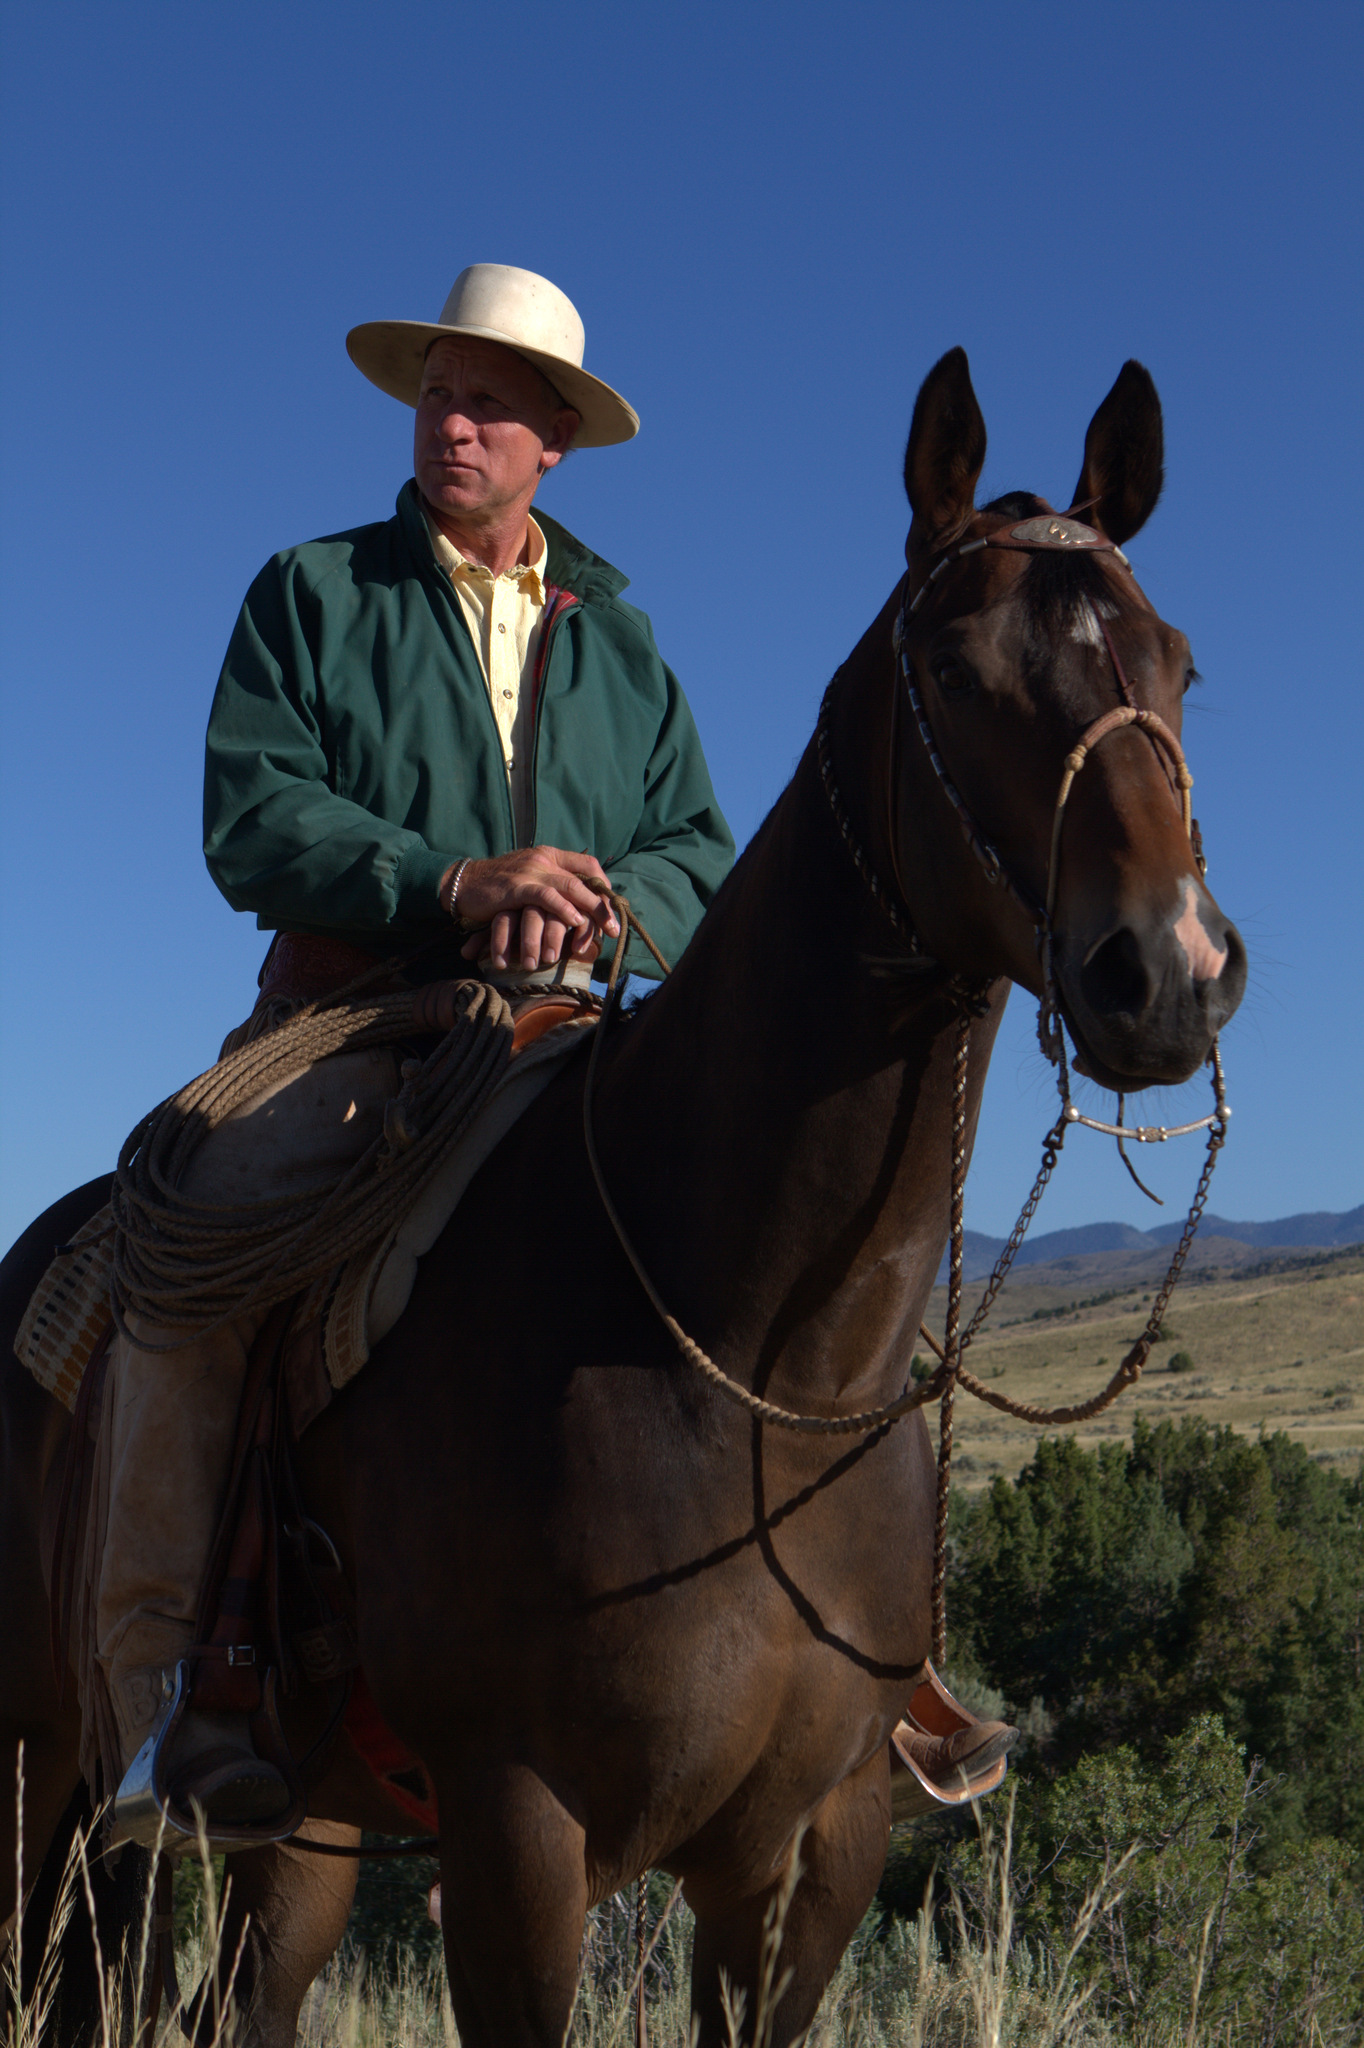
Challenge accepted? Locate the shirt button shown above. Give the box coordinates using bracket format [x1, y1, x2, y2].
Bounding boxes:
[502, 688, 513, 698]
[497, 622, 506, 634]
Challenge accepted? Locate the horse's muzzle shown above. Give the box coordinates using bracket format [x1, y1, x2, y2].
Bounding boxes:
[1056, 882, 1246, 1091]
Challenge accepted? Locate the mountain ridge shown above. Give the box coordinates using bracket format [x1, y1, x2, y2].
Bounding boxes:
[936, 1205, 1363, 1285]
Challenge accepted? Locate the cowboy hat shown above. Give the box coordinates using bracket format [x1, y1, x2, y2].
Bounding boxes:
[346, 264, 639, 448]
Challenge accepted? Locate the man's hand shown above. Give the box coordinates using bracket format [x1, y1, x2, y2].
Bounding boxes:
[439, 848, 620, 971]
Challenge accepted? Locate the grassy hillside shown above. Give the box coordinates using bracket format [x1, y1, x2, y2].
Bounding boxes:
[923, 1243, 1363, 1487]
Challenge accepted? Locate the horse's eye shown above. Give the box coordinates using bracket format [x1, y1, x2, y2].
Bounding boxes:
[933, 657, 972, 696]
[1184, 666, 1202, 693]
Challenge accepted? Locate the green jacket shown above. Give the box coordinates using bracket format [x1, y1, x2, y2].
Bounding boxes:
[203, 481, 734, 977]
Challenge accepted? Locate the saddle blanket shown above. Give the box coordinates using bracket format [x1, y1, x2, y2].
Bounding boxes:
[15, 1002, 595, 1409]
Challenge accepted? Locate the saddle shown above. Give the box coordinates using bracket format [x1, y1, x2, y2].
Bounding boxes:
[47, 933, 1013, 1847]
[43, 938, 603, 1848]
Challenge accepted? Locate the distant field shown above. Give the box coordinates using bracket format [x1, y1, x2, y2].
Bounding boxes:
[923, 1242, 1364, 1487]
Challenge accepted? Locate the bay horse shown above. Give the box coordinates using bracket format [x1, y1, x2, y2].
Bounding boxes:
[0, 348, 1244, 2046]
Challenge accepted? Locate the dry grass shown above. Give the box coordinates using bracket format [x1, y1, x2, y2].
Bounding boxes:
[924, 1247, 1363, 1487]
[7, 1787, 1342, 2048]
[291, 1793, 1253, 2047]
[5, 1745, 251, 2048]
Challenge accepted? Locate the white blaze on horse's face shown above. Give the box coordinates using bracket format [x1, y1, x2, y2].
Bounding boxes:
[1069, 596, 1116, 648]
[1173, 877, 1229, 983]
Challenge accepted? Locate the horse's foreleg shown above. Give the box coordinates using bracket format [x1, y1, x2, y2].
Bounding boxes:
[686, 1749, 893, 2048]
[435, 1759, 589, 2048]
[196, 1823, 360, 2048]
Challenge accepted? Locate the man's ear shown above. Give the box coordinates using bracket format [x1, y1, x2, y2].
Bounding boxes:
[1070, 362, 1164, 544]
[903, 348, 987, 555]
[539, 408, 581, 471]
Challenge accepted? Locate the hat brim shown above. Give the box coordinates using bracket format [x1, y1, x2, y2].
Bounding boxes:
[346, 320, 639, 448]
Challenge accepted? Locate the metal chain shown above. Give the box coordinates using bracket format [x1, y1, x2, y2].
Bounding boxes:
[1127, 1044, 1229, 1363]
[906, 1033, 1226, 1429]
[960, 1120, 1068, 1354]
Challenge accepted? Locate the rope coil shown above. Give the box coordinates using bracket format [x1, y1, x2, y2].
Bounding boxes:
[110, 975, 516, 1350]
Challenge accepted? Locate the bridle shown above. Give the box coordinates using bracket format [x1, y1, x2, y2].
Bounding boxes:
[897, 509, 1194, 922]
[581, 505, 1231, 1671]
[818, 513, 1162, 944]
[811, 507, 1232, 1658]
[820, 509, 1227, 1169]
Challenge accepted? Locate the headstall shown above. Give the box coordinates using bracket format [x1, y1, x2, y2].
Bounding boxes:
[821, 508, 1228, 1182]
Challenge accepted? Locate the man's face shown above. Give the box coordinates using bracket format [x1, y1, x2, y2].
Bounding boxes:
[414, 338, 577, 528]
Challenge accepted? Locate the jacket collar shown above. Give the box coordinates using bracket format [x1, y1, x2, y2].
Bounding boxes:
[397, 480, 629, 604]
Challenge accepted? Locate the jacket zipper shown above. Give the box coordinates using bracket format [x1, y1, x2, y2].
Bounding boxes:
[413, 548, 521, 846]
[412, 497, 582, 849]
[527, 587, 578, 843]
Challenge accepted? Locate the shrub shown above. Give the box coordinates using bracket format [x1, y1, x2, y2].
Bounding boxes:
[883, 1718, 1364, 2043]
[1168, 1349, 1195, 1373]
[944, 1418, 1364, 1863]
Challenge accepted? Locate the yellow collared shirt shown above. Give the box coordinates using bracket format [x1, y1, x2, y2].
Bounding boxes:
[424, 508, 549, 843]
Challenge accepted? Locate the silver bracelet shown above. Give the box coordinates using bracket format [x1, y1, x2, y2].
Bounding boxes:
[447, 857, 472, 922]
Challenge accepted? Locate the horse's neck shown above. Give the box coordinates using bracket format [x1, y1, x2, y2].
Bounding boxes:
[596, 675, 1003, 1413]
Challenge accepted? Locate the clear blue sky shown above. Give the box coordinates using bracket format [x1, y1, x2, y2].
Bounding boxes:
[1, 1, 1360, 1250]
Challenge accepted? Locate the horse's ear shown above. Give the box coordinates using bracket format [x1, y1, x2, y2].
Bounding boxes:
[1071, 361, 1164, 545]
[903, 348, 987, 549]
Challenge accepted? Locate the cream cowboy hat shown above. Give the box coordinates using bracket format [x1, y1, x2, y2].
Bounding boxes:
[346, 264, 639, 448]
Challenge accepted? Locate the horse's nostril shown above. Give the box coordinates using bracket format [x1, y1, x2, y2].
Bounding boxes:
[1080, 927, 1151, 1018]
[1222, 924, 1248, 990]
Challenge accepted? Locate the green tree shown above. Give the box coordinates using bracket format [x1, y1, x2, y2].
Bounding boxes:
[945, 1420, 1364, 1861]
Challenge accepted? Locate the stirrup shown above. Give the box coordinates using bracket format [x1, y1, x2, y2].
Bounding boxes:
[112, 1661, 306, 1850]
[888, 1662, 1016, 1823]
